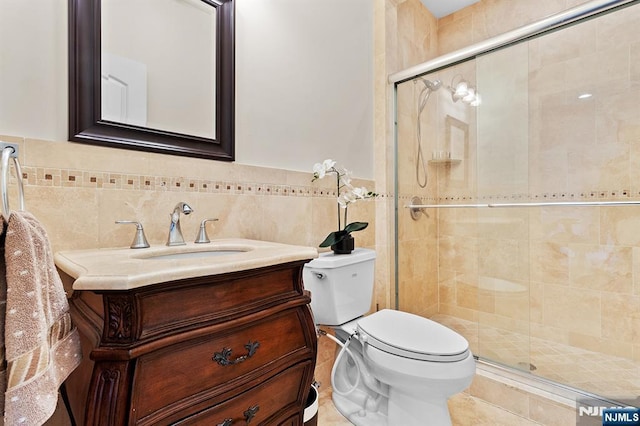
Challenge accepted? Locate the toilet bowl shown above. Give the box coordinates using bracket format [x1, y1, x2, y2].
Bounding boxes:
[303, 249, 475, 426]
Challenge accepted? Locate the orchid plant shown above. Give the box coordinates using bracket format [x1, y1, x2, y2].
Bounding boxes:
[312, 159, 378, 248]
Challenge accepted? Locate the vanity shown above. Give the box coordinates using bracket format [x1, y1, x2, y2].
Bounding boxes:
[55, 239, 318, 426]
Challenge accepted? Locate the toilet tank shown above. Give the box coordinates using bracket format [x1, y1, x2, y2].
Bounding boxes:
[303, 248, 376, 326]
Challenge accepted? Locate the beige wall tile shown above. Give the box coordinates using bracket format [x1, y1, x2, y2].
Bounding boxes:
[530, 242, 570, 285]
[25, 139, 150, 175]
[601, 207, 640, 247]
[543, 284, 601, 337]
[258, 195, 313, 246]
[567, 331, 603, 354]
[530, 322, 569, 346]
[569, 243, 632, 294]
[478, 311, 529, 336]
[450, 392, 540, 426]
[596, 3, 640, 51]
[437, 13, 474, 55]
[529, 395, 576, 426]
[535, 19, 596, 68]
[478, 238, 529, 283]
[495, 291, 529, 322]
[530, 207, 599, 245]
[26, 186, 99, 253]
[12, 139, 378, 256]
[439, 235, 478, 275]
[469, 374, 530, 418]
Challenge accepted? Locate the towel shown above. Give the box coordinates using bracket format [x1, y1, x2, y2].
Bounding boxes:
[0, 211, 82, 425]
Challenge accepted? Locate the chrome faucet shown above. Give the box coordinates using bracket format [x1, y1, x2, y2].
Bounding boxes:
[167, 202, 194, 246]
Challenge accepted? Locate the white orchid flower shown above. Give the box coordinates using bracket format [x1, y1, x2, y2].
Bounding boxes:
[312, 163, 326, 179]
[312, 159, 336, 180]
[351, 186, 370, 199]
[339, 168, 353, 186]
[338, 191, 357, 207]
[322, 159, 336, 170]
[311, 159, 378, 246]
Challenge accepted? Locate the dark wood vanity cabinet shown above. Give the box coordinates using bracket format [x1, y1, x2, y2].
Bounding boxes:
[61, 260, 317, 426]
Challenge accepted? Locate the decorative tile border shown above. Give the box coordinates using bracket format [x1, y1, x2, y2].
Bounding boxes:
[399, 188, 640, 204]
[14, 163, 635, 206]
[14, 166, 393, 199]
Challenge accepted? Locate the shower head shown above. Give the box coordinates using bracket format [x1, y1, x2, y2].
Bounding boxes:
[416, 78, 442, 91]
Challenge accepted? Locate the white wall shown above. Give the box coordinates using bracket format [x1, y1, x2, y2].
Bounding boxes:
[0, 0, 374, 179]
[0, 0, 68, 142]
[235, 0, 374, 178]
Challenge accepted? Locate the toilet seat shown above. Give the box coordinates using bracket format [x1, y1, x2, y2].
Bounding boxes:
[357, 309, 469, 362]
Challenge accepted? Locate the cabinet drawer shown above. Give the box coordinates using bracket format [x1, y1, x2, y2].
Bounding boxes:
[137, 266, 303, 340]
[131, 308, 311, 424]
[175, 361, 310, 425]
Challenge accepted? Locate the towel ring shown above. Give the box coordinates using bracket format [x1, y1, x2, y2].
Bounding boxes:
[0, 143, 25, 222]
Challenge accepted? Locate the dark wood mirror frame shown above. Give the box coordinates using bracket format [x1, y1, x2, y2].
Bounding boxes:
[68, 0, 235, 161]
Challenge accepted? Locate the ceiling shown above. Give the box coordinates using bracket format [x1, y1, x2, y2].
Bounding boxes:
[420, 0, 480, 18]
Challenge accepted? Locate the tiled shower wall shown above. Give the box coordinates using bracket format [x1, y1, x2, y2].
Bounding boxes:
[438, 3, 640, 365]
[391, 0, 441, 319]
[397, 0, 640, 381]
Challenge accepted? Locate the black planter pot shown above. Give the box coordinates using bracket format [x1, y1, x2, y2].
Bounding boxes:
[331, 233, 354, 255]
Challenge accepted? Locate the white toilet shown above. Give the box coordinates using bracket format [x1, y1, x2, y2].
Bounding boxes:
[303, 248, 475, 426]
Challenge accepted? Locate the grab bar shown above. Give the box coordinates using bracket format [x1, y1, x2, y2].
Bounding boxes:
[0, 142, 25, 222]
[406, 200, 640, 210]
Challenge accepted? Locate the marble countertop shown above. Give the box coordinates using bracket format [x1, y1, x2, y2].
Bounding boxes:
[54, 238, 318, 291]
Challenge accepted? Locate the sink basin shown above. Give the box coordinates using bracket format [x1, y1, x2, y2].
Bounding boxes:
[147, 250, 246, 260]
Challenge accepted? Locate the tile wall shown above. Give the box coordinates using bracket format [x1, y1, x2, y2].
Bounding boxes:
[0, 136, 378, 255]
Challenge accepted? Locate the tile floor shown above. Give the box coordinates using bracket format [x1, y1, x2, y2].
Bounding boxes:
[318, 386, 545, 425]
[432, 314, 640, 400]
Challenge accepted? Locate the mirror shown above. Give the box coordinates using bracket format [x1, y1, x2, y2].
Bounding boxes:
[69, 0, 235, 161]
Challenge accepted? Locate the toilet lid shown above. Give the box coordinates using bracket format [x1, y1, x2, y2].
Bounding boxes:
[357, 309, 470, 362]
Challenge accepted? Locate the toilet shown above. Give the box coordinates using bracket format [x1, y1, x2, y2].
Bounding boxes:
[303, 248, 475, 426]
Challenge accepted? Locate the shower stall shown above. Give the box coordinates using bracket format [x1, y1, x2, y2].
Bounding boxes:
[393, 0, 640, 403]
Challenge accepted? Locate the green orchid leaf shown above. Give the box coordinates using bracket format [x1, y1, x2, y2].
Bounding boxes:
[319, 231, 345, 248]
[344, 222, 368, 233]
[318, 223, 368, 248]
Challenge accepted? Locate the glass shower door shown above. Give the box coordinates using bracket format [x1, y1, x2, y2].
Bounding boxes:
[474, 43, 532, 372]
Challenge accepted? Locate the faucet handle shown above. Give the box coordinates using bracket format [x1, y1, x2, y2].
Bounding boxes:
[116, 220, 151, 249]
[195, 218, 219, 244]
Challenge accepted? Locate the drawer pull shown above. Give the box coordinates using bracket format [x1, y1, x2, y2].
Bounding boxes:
[217, 419, 233, 426]
[213, 340, 260, 366]
[244, 405, 259, 424]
